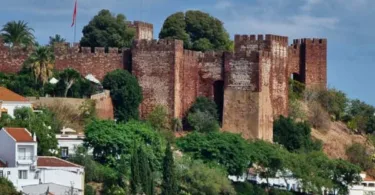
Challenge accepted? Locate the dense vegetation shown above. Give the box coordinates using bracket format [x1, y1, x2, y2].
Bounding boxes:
[80, 9, 135, 49]
[159, 10, 233, 51]
[0, 12, 373, 195]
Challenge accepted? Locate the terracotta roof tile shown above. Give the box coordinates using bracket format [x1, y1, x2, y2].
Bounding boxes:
[0, 87, 28, 102]
[3, 127, 35, 142]
[0, 160, 6, 167]
[364, 174, 375, 181]
[37, 156, 82, 168]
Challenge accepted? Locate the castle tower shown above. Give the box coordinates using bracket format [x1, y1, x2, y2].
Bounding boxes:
[127, 21, 154, 41]
[288, 38, 327, 89]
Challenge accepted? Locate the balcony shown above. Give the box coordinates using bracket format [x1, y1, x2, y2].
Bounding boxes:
[18, 156, 35, 161]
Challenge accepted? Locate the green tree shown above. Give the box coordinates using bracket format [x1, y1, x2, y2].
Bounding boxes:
[161, 143, 178, 195]
[130, 144, 154, 195]
[49, 34, 66, 46]
[187, 110, 220, 133]
[59, 68, 81, 97]
[146, 105, 170, 132]
[0, 177, 21, 195]
[176, 132, 249, 175]
[346, 142, 373, 171]
[317, 88, 348, 120]
[84, 120, 164, 168]
[176, 157, 236, 195]
[26, 46, 54, 84]
[159, 10, 232, 51]
[1, 20, 34, 48]
[103, 70, 142, 122]
[189, 96, 219, 120]
[80, 9, 135, 49]
[130, 142, 141, 194]
[11, 107, 58, 155]
[273, 116, 322, 152]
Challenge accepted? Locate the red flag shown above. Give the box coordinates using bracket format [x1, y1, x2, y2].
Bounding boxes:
[71, 0, 77, 27]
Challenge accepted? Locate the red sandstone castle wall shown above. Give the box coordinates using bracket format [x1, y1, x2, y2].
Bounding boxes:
[178, 50, 200, 117]
[54, 43, 124, 80]
[199, 51, 224, 98]
[268, 35, 289, 117]
[304, 39, 327, 88]
[91, 90, 114, 120]
[0, 39, 31, 73]
[132, 39, 184, 118]
[287, 39, 327, 89]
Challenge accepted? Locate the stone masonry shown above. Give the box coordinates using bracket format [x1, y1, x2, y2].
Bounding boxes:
[0, 21, 327, 142]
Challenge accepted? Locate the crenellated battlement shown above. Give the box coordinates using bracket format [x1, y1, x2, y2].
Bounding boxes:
[54, 42, 122, 55]
[234, 34, 288, 44]
[133, 39, 183, 50]
[183, 49, 201, 57]
[292, 38, 327, 46]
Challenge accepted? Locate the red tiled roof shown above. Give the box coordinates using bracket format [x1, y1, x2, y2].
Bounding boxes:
[37, 156, 82, 168]
[0, 87, 28, 102]
[3, 127, 35, 142]
[364, 174, 375, 181]
[0, 160, 6, 167]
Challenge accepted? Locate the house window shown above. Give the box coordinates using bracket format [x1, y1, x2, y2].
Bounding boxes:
[18, 170, 27, 179]
[61, 147, 69, 158]
[18, 148, 26, 160]
[0, 171, 3, 177]
[369, 183, 375, 187]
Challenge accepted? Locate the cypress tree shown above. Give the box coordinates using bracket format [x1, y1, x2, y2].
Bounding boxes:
[161, 142, 178, 195]
[130, 142, 141, 194]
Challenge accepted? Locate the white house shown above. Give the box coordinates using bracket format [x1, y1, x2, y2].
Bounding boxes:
[349, 172, 375, 195]
[0, 127, 85, 195]
[56, 127, 86, 159]
[0, 87, 33, 117]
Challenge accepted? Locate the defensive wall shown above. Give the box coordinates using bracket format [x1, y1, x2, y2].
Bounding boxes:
[0, 21, 327, 142]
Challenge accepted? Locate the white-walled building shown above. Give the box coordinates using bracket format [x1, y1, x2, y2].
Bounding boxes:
[349, 172, 375, 195]
[56, 127, 92, 159]
[0, 127, 85, 194]
[0, 87, 33, 117]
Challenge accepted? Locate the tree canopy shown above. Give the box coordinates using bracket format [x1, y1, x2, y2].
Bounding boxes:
[84, 120, 164, 168]
[176, 132, 250, 175]
[159, 10, 232, 52]
[80, 9, 135, 49]
[1, 20, 34, 48]
[103, 69, 142, 122]
[273, 116, 322, 152]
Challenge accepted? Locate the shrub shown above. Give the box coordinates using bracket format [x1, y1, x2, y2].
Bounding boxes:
[316, 88, 348, 121]
[288, 98, 306, 120]
[176, 157, 236, 195]
[85, 185, 96, 195]
[233, 182, 267, 195]
[189, 96, 218, 120]
[103, 70, 143, 122]
[176, 132, 250, 175]
[274, 115, 322, 152]
[308, 101, 331, 130]
[187, 110, 220, 133]
[146, 105, 170, 132]
[346, 143, 374, 171]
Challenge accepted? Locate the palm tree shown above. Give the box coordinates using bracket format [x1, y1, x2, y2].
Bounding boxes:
[1, 20, 35, 48]
[49, 34, 66, 46]
[27, 46, 54, 84]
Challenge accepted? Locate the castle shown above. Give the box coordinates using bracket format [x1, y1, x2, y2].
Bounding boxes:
[0, 21, 327, 141]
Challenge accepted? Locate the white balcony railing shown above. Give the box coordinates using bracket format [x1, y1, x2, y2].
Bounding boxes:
[18, 156, 35, 161]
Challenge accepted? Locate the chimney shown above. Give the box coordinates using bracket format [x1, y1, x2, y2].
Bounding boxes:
[33, 133, 36, 142]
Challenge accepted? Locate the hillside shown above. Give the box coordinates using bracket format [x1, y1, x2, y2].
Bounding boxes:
[312, 121, 374, 159]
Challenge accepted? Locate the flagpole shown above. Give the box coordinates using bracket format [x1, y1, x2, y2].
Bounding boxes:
[74, 0, 77, 43]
